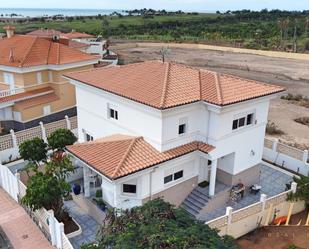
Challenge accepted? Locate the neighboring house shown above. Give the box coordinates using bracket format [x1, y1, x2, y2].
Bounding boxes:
[65, 61, 284, 210]
[0, 26, 100, 132]
[27, 29, 107, 57]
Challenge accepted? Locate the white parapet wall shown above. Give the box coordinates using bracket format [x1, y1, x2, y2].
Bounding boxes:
[263, 137, 309, 176]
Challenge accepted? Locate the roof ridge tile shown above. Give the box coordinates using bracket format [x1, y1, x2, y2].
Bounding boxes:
[214, 72, 223, 104]
[20, 36, 38, 67]
[111, 136, 141, 178]
[159, 62, 171, 108]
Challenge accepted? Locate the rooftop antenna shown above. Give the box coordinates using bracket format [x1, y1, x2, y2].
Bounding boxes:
[160, 47, 170, 62]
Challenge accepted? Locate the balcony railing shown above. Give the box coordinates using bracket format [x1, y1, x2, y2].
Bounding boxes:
[0, 88, 25, 98]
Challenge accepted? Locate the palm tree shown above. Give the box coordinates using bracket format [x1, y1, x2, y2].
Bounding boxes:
[277, 19, 284, 49]
[293, 18, 298, 52]
[305, 17, 309, 38]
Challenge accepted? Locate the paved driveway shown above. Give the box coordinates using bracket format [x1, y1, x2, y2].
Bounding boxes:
[64, 200, 100, 249]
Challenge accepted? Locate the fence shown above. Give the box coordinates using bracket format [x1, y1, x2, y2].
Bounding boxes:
[263, 137, 309, 176]
[0, 163, 74, 249]
[205, 182, 305, 238]
[0, 116, 78, 163]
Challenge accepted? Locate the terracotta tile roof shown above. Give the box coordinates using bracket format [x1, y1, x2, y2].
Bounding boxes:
[14, 93, 59, 109]
[61, 32, 95, 39]
[67, 134, 214, 179]
[0, 35, 98, 67]
[27, 29, 62, 37]
[0, 87, 54, 104]
[65, 61, 284, 109]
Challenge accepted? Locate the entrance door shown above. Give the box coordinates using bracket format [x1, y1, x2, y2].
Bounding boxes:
[198, 158, 210, 183]
[3, 73, 15, 90]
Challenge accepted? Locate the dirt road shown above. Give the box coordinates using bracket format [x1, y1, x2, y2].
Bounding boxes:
[112, 43, 309, 148]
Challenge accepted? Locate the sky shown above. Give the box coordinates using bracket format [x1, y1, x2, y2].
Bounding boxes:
[0, 0, 308, 12]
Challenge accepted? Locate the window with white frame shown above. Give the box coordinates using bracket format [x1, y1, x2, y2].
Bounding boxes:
[164, 170, 184, 184]
[178, 117, 188, 135]
[123, 184, 137, 194]
[86, 133, 94, 142]
[43, 105, 51, 116]
[108, 104, 118, 120]
[232, 112, 255, 131]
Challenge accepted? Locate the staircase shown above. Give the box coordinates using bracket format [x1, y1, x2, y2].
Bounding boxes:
[181, 186, 210, 217]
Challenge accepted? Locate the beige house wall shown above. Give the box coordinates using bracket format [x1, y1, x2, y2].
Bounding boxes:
[3, 64, 94, 122]
[142, 176, 198, 207]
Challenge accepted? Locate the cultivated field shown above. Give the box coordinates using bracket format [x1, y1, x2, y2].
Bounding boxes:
[112, 42, 309, 149]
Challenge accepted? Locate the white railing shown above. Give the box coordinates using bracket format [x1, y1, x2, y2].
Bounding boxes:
[0, 88, 24, 98]
[0, 163, 75, 249]
[0, 116, 78, 163]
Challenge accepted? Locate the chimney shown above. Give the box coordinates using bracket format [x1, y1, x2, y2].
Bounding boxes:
[3, 25, 15, 38]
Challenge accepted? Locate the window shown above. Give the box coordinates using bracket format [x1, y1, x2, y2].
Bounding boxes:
[13, 111, 21, 122]
[3, 72, 15, 89]
[164, 170, 184, 184]
[37, 72, 43, 84]
[109, 108, 118, 120]
[174, 170, 183, 180]
[247, 113, 253, 125]
[232, 113, 254, 130]
[43, 105, 51, 116]
[164, 174, 173, 184]
[123, 184, 136, 194]
[238, 117, 245, 128]
[48, 71, 53, 82]
[178, 124, 186, 135]
[86, 133, 94, 142]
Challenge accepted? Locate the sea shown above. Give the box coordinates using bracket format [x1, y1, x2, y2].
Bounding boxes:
[0, 8, 124, 18]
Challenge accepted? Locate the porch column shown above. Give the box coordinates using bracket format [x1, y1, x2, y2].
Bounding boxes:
[209, 159, 218, 197]
[83, 166, 90, 198]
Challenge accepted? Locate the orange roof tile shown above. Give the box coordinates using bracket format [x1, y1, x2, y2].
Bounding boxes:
[27, 29, 62, 37]
[0, 87, 54, 104]
[61, 32, 95, 39]
[65, 61, 284, 109]
[0, 35, 98, 67]
[67, 134, 214, 179]
[14, 93, 59, 109]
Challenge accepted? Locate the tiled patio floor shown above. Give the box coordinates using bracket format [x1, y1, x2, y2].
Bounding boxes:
[199, 163, 294, 221]
[64, 200, 100, 249]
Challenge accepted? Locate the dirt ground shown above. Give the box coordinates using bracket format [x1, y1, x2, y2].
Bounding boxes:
[112, 43, 309, 148]
[236, 211, 309, 249]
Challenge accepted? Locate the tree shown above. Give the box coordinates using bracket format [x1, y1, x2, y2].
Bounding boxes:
[20, 129, 76, 220]
[81, 199, 237, 249]
[19, 137, 48, 166]
[47, 128, 77, 151]
[288, 175, 309, 209]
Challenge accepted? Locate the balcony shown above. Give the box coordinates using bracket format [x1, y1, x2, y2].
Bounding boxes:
[0, 88, 25, 98]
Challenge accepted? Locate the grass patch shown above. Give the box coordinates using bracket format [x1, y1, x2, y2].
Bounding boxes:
[266, 121, 284, 135]
[294, 117, 309, 127]
[281, 93, 309, 108]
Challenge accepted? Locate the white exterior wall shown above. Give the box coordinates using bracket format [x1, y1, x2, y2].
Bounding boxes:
[111, 152, 201, 209]
[209, 100, 270, 175]
[75, 83, 163, 151]
[72, 79, 274, 182]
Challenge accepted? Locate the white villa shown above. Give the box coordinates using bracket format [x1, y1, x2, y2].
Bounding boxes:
[64, 61, 284, 215]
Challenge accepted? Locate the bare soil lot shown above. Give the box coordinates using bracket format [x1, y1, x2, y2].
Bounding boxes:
[112, 43, 309, 149]
[237, 211, 309, 249]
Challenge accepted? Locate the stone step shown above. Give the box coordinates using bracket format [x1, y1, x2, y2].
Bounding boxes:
[186, 196, 206, 208]
[181, 202, 199, 216]
[192, 188, 210, 200]
[183, 198, 203, 212]
[190, 191, 209, 204]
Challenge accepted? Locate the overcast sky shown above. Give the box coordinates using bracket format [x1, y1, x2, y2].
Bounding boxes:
[0, 0, 308, 12]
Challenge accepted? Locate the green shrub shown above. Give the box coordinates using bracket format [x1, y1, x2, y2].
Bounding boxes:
[95, 189, 102, 198]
